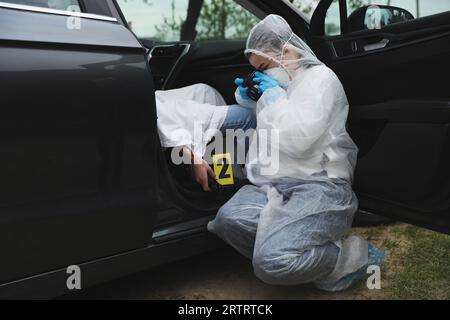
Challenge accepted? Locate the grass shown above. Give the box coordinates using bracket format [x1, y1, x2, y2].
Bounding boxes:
[385, 225, 450, 299]
[349, 223, 450, 300]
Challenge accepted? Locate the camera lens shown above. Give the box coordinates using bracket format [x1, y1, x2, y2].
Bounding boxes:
[243, 71, 262, 102]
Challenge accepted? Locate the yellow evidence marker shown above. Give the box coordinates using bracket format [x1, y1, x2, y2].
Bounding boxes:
[212, 153, 234, 186]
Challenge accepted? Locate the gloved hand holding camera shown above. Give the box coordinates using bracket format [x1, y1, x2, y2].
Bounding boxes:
[253, 71, 279, 93]
[234, 78, 252, 101]
[235, 71, 280, 102]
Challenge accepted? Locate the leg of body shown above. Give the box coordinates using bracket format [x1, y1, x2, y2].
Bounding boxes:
[206, 104, 256, 177]
[220, 104, 257, 133]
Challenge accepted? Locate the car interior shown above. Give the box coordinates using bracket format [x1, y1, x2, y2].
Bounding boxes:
[308, 0, 450, 233]
[151, 40, 257, 225]
[111, 0, 450, 233]
[148, 37, 352, 229]
[140, 8, 310, 228]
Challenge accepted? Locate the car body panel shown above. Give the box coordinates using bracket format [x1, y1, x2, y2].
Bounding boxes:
[0, 6, 160, 284]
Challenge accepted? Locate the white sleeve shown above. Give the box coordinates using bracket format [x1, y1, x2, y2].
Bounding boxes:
[256, 72, 343, 159]
[235, 87, 257, 110]
[156, 96, 222, 158]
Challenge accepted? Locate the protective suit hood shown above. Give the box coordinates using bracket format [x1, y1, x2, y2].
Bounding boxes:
[245, 14, 323, 75]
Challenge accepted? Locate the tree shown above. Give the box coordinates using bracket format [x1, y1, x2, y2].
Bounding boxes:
[288, 0, 320, 18]
[180, 0, 204, 41]
[155, 0, 259, 42]
[348, 0, 364, 11]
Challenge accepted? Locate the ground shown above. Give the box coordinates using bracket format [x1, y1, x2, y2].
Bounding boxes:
[67, 223, 450, 300]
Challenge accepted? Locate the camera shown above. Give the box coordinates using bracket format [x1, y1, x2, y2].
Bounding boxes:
[242, 70, 262, 102]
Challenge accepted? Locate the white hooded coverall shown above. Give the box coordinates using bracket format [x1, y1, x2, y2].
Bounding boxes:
[207, 15, 370, 290]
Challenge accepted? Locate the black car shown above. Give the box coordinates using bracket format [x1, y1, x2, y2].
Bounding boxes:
[0, 0, 449, 298]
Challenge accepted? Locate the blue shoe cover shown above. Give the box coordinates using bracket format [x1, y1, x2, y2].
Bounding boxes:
[314, 244, 385, 292]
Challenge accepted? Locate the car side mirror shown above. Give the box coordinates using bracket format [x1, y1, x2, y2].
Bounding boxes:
[348, 5, 414, 32]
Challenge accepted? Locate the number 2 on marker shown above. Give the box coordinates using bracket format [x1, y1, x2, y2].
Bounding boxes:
[213, 153, 234, 186]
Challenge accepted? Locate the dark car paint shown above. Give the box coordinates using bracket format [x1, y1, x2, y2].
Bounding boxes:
[0, 7, 160, 287]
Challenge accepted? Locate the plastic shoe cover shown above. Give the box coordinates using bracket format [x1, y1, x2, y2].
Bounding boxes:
[314, 244, 385, 292]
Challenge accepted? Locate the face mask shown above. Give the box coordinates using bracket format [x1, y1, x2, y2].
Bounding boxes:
[264, 67, 291, 89]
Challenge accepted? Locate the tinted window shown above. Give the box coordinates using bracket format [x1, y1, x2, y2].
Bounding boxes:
[346, 0, 450, 19]
[288, 0, 321, 20]
[324, 0, 450, 35]
[116, 0, 260, 42]
[288, 0, 340, 35]
[325, 0, 340, 35]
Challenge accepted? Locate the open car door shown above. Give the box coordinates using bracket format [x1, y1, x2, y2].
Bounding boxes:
[0, 2, 160, 297]
[308, 0, 450, 233]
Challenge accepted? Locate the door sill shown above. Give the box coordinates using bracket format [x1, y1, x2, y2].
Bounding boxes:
[152, 215, 215, 243]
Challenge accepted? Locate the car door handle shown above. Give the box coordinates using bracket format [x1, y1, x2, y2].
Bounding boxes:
[363, 38, 390, 51]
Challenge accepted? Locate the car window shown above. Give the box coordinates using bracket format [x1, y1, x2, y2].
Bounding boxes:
[346, 0, 450, 19]
[287, 0, 340, 35]
[325, 0, 450, 35]
[325, 0, 341, 35]
[1, 0, 81, 11]
[287, 0, 321, 20]
[116, 0, 260, 42]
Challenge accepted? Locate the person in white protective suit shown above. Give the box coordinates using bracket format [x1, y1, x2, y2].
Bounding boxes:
[207, 14, 385, 291]
[156, 82, 256, 192]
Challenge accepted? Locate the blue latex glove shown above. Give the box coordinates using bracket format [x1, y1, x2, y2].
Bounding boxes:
[234, 78, 251, 100]
[253, 71, 279, 94]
